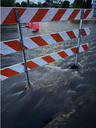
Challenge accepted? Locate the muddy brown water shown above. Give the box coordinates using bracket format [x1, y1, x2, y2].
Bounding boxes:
[1, 20, 96, 128]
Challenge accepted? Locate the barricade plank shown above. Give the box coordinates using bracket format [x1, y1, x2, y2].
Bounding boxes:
[0, 43, 88, 81]
[0, 7, 94, 24]
[0, 27, 91, 56]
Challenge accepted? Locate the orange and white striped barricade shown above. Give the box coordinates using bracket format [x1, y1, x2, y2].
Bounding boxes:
[0, 7, 94, 84]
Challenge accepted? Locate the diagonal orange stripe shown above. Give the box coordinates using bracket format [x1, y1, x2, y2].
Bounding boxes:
[83, 9, 91, 19]
[2, 8, 26, 24]
[21, 61, 39, 69]
[51, 9, 67, 21]
[4, 40, 28, 51]
[58, 51, 68, 58]
[68, 9, 80, 20]
[1, 68, 19, 77]
[4, 40, 21, 51]
[42, 55, 55, 63]
[66, 31, 76, 39]
[51, 33, 64, 42]
[71, 47, 77, 54]
[82, 44, 88, 51]
[30, 9, 49, 22]
[30, 36, 48, 46]
[81, 29, 87, 36]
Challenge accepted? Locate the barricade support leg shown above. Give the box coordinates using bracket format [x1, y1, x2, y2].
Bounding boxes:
[70, 9, 84, 69]
[15, 9, 30, 87]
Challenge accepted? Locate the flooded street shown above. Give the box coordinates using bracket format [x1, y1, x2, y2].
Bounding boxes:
[1, 20, 96, 128]
[1, 20, 95, 41]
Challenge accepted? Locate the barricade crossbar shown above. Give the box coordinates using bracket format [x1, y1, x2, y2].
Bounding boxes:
[0, 27, 91, 56]
[0, 7, 94, 24]
[1, 43, 88, 81]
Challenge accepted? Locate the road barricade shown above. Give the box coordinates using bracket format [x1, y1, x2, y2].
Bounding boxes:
[0, 7, 94, 86]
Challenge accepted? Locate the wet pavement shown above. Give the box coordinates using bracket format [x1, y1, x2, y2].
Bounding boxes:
[1, 20, 95, 41]
[1, 20, 96, 128]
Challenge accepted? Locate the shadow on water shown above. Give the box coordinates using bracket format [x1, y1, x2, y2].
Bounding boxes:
[70, 20, 96, 24]
[70, 20, 89, 24]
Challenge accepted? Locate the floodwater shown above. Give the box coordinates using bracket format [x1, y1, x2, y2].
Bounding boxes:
[1, 20, 96, 128]
[1, 20, 95, 41]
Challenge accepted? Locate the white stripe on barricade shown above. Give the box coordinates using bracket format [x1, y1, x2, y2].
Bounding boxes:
[0, 7, 94, 25]
[0, 27, 91, 56]
[0, 43, 88, 81]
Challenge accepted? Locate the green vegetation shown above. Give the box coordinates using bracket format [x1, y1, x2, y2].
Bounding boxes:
[62, 0, 70, 8]
[86, 0, 92, 8]
[1, 0, 16, 7]
[21, 1, 27, 7]
[15, 2, 21, 7]
[72, 0, 85, 8]
[72, 0, 92, 8]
